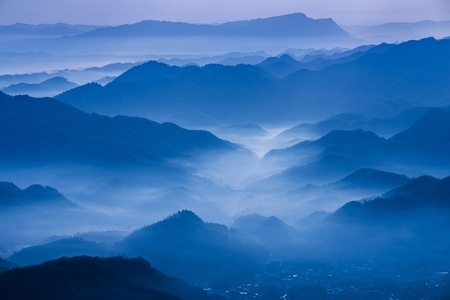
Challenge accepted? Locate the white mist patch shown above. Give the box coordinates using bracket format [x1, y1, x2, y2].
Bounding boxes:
[211, 124, 301, 158]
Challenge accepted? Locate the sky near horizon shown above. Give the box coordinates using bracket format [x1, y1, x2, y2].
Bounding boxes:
[0, 0, 449, 26]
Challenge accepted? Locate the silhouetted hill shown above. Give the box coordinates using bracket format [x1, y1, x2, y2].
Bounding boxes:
[79, 13, 349, 38]
[275, 107, 428, 143]
[2, 76, 78, 97]
[215, 124, 269, 137]
[0, 181, 76, 208]
[8, 238, 108, 266]
[0, 91, 235, 166]
[345, 20, 450, 43]
[0, 23, 103, 40]
[0, 62, 137, 91]
[384, 175, 450, 204]
[0, 258, 16, 273]
[265, 129, 385, 169]
[264, 107, 450, 190]
[0, 256, 213, 300]
[294, 175, 450, 263]
[232, 214, 296, 256]
[331, 168, 409, 191]
[295, 211, 330, 229]
[257, 54, 303, 78]
[0, 180, 95, 254]
[331, 175, 450, 225]
[119, 210, 267, 283]
[388, 108, 450, 159]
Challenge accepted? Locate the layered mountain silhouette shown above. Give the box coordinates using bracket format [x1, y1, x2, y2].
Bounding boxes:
[330, 168, 409, 191]
[0, 256, 213, 300]
[57, 38, 450, 125]
[275, 107, 428, 143]
[252, 167, 411, 220]
[0, 91, 236, 166]
[9, 174, 450, 280]
[0, 62, 137, 90]
[0, 92, 250, 250]
[0, 13, 353, 74]
[8, 238, 108, 266]
[284, 38, 450, 118]
[0, 181, 94, 254]
[256, 54, 304, 78]
[57, 62, 282, 125]
[0, 23, 103, 41]
[256, 43, 395, 77]
[301, 175, 450, 262]
[0, 181, 76, 208]
[9, 210, 267, 284]
[214, 124, 269, 138]
[345, 20, 450, 43]
[262, 129, 385, 180]
[232, 214, 296, 257]
[261, 107, 450, 190]
[119, 210, 267, 283]
[2, 76, 77, 97]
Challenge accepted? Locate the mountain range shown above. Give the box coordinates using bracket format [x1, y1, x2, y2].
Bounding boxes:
[8, 210, 267, 285]
[0, 23, 103, 41]
[0, 181, 76, 208]
[7, 172, 450, 283]
[274, 107, 429, 144]
[262, 107, 450, 188]
[0, 181, 92, 254]
[298, 175, 450, 261]
[0, 62, 138, 89]
[79, 13, 348, 38]
[118, 210, 267, 283]
[0, 13, 355, 73]
[345, 20, 450, 43]
[0, 91, 252, 246]
[0, 91, 236, 166]
[2, 76, 78, 97]
[57, 38, 450, 126]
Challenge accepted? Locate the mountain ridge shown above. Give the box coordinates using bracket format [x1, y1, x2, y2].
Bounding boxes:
[77, 13, 349, 38]
[0, 256, 212, 300]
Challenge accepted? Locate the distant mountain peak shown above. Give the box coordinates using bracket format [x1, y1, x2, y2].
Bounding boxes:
[0, 182, 21, 199]
[0, 181, 74, 208]
[319, 129, 384, 145]
[22, 184, 66, 200]
[165, 209, 203, 224]
[384, 175, 440, 198]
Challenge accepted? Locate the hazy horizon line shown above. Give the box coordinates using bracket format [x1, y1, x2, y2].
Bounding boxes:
[1, 12, 449, 28]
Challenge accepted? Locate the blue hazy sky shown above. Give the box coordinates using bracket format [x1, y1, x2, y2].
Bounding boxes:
[0, 0, 449, 25]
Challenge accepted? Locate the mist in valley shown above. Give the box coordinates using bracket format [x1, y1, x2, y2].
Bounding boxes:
[1, 10, 450, 300]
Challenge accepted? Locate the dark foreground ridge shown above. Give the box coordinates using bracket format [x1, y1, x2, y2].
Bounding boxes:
[0, 256, 214, 300]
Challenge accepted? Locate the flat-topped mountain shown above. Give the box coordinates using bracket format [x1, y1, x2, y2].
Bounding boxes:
[78, 13, 349, 38]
